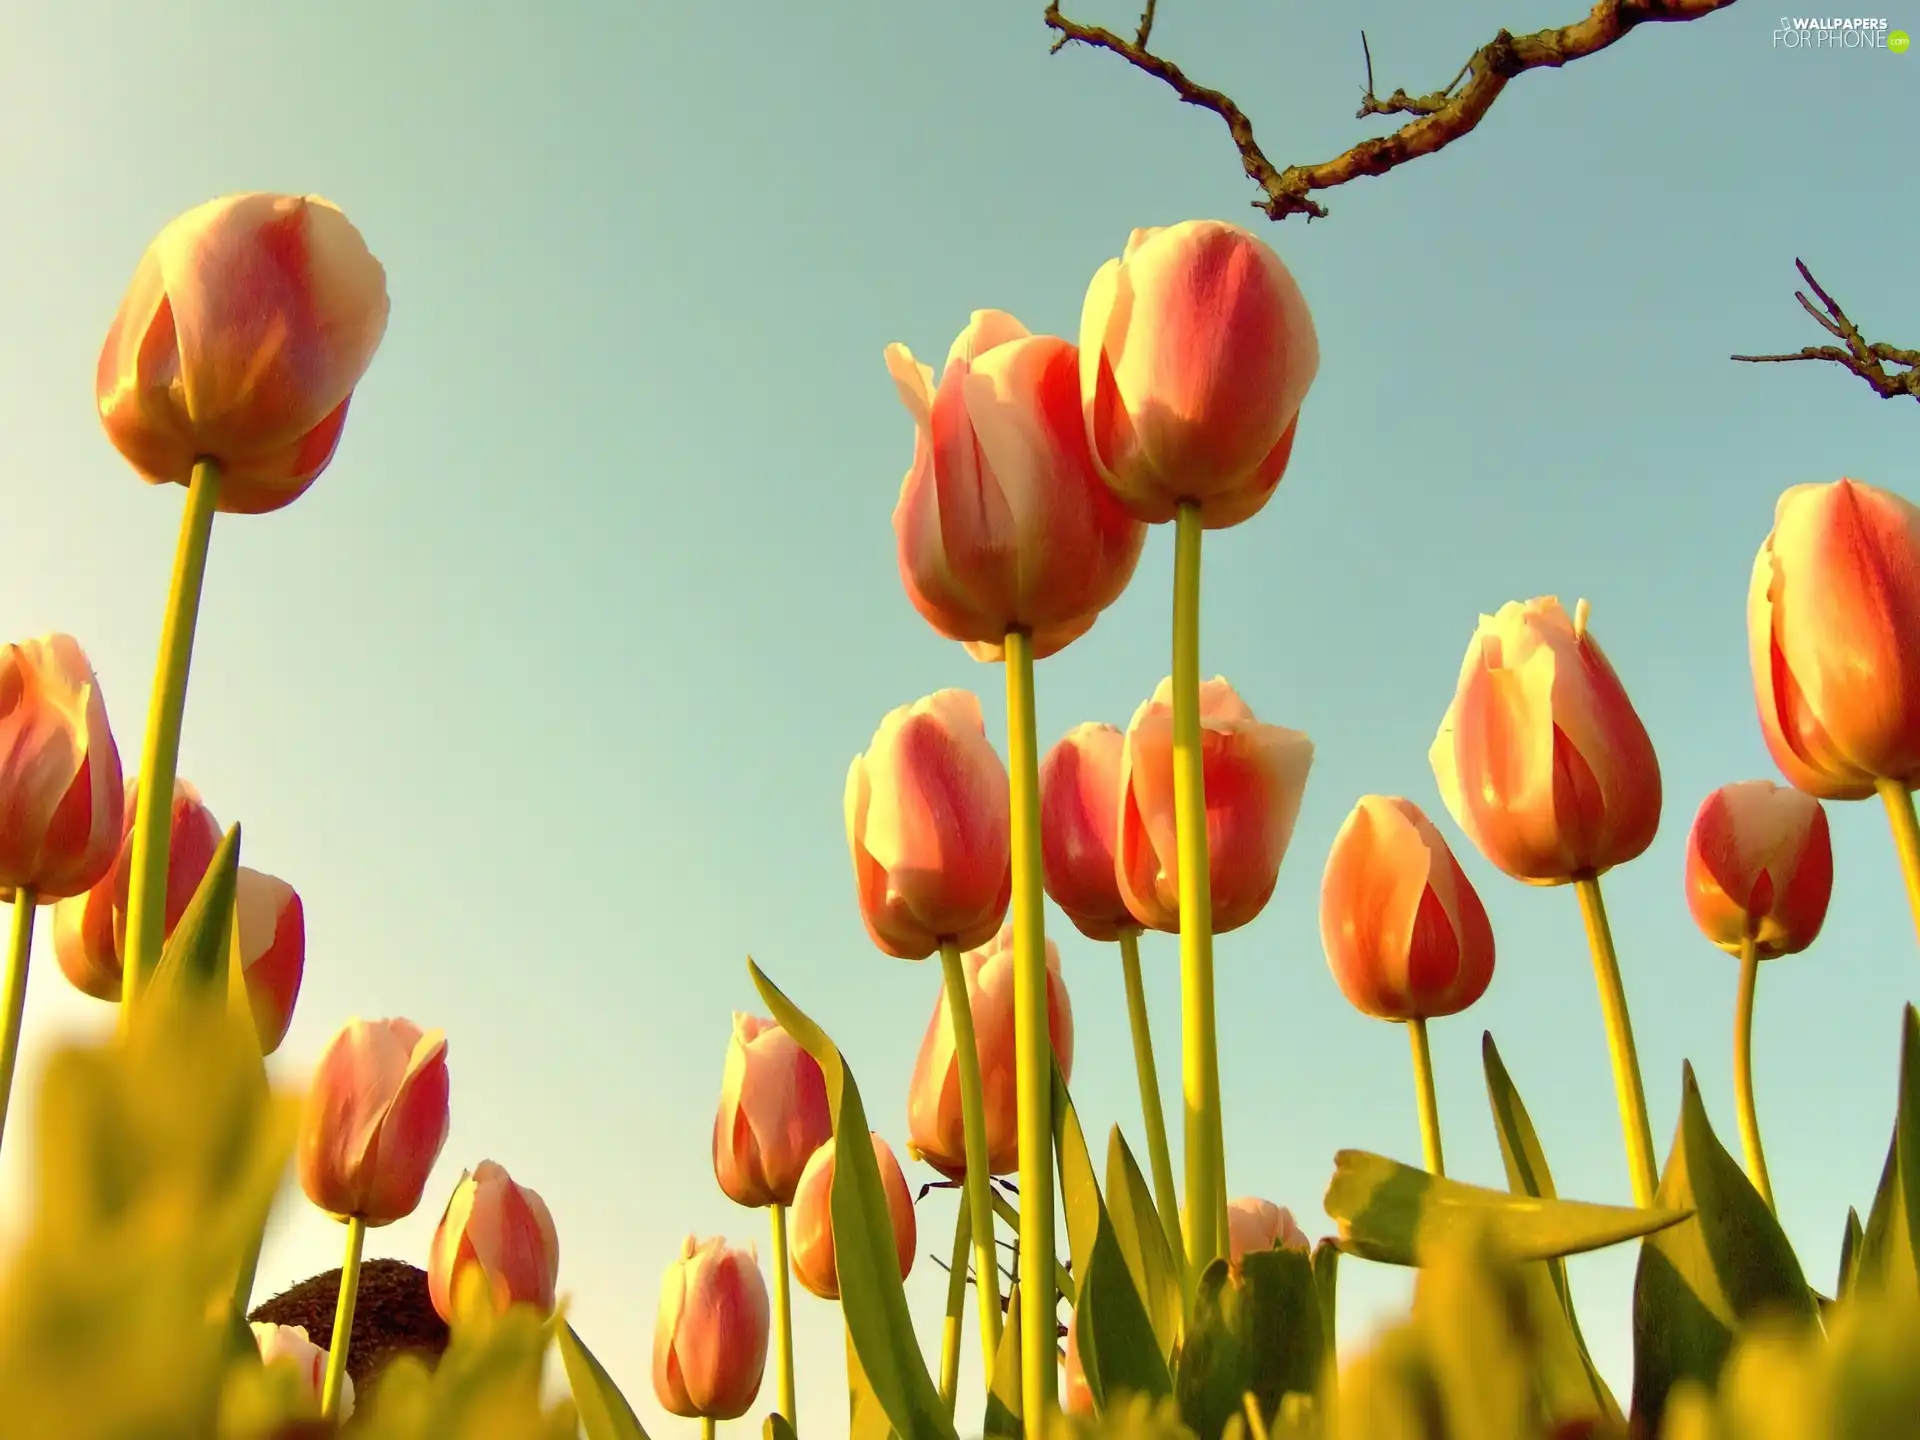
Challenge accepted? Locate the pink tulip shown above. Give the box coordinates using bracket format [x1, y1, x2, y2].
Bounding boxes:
[97, 193, 390, 514]
[1749, 479, 1920, 798]
[1117, 676, 1313, 934]
[787, 1132, 917, 1301]
[1062, 1311, 1094, 1416]
[1226, 1197, 1310, 1263]
[232, 868, 305, 1054]
[426, 1160, 561, 1322]
[297, 1017, 450, 1226]
[1321, 796, 1496, 1022]
[1685, 780, 1833, 960]
[887, 310, 1147, 661]
[652, 1235, 770, 1421]
[1039, 722, 1133, 941]
[1079, 220, 1318, 529]
[846, 690, 1011, 959]
[251, 1323, 353, 1420]
[0, 634, 124, 903]
[1431, 598, 1662, 884]
[908, 923, 1074, 1176]
[712, 1013, 832, 1209]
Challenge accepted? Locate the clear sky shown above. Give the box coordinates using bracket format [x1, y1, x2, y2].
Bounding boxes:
[1, 1, 1914, 1434]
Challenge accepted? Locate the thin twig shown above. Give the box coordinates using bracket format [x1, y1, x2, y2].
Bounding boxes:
[1733, 259, 1920, 403]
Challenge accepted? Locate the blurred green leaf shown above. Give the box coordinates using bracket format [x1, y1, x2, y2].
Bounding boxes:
[557, 1319, 652, 1440]
[985, 1284, 1024, 1438]
[1406, 1223, 1545, 1440]
[764, 1415, 800, 1440]
[142, 823, 241, 1014]
[1308, 1242, 1337, 1367]
[1173, 1249, 1321, 1440]
[1105, 1129, 1183, 1362]
[1859, 1004, 1920, 1298]
[1839, 1207, 1865, 1301]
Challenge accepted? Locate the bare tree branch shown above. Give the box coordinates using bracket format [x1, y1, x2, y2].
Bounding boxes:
[1042, 0, 1739, 220]
[1732, 259, 1920, 403]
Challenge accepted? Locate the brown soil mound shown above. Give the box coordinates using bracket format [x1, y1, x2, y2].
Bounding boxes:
[249, 1258, 450, 1389]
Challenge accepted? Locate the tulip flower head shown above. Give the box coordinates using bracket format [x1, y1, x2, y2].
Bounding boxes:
[1117, 676, 1313, 934]
[788, 1131, 917, 1301]
[231, 867, 306, 1054]
[1079, 220, 1318, 529]
[251, 1323, 353, 1420]
[427, 1160, 561, 1322]
[846, 690, 1012, 959]
[297, 1017, 450, 1226]
[0, 634, 125, 903]
[1685, 780, 1833, 960]
[712, 1013, 832, 1209]
[652, 1235, 770, 1421]
[1321, 796, 1496, 1022]
[1431, 598, 1662, 885]
[1063, 1311, 1095, 1417]
[97, 193, 390, 513]
[1226, 1197, 1310, 1264]
[1749, 479, 1920, 798]
[887, 309, 1147, 662]
[1039, 722, 1133, 941]
[908, 922, 1074, 1176]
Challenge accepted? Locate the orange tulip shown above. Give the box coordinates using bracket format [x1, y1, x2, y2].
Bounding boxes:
[1749, 479, 1920, 798]
[96, 193, 390, 514]
[1685, 780, 1833, 960]
[887, 310, 1147, 662]
[1321, 796, 1496, 1022]
[0, 634, 125, 903]
[251, 1323, 353, 1420]
[1039, 722, 1132, 941]
[297, 1018, 450, 1226]
[1431, 598, 1662, 885]
[908, 922, 1073, 1176]
[787, 1132, 917, 1301]
[1116, 676, 1313, 934]
[1062, 1311, 1094, 1416]
[712, 1013, 832, 1209]
[1225, 1196, 1309, 1263]
[846, 690, 1011, 959]
[1079, 220, 1318, 530]
[652, 1235, 769, 1421]
[426, 1160, 561, 1322]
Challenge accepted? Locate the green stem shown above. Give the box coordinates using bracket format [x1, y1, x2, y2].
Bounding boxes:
[702, 1419, 717, 1440]
[1002, 627, 1056, 1421]
[232, 1213, 267, 1328]
[1877, 779, 1920, 949]
[1117, 928, 1185, 1278]
[937, 940, 1004, 1386]
[1407, 1017, 1445, 1177]
[769, 1202, 796, 1427]
[0, 888, 35, 1157]
[939, 1198, 971, 1416]
[986, 1189, 1076, 1303]
[1732, 935, 1774, 1211]
[1574, 875, 1658, 1208]
[320, 1215, 365, 1419]
[120, 458, 222, 1025]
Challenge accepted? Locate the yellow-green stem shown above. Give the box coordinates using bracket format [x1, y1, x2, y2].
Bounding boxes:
[987, 1189, 1076, 1302]
[938, 1197, 972, 1415]
[1877, 779, 1920, 949]
[232, 1216, 266, 1330]
[938, 939, 1004, 1385]
[769, 1202, 797, 1427]
[1733, 935, 1774, 1211]
[1407, 1017, 1445, 1177]
[120, 458, 222, 1026]
[702, 1419, 717, 1440]
[1574, 875, 1658, 1208]
[1001, 626, 1056, 1421]
[0, 888, 36, 1155]
[321, 1215, 365, 1418]
[1117, 927, 1185, 1278]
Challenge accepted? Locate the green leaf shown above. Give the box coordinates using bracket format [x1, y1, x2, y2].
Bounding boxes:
[1629, 1061, 1818, 1431]
[1839, 1206, 1866, 1299]
[1104, 1128, 1183, 1361]
[556, 1320, 652, 1440]
[845, 1327, 895, 1440]
[763, 1416, 799, 1440]
[1481, 1033, 1622, 1427]
[1052, 1064, 1173, 1411]
[1323, 1149, 1688, 1265]
[749, 959, 954, 1440]
[1172, 1249, 1321, 1440]
[1309, 1241, 1338, 1362]
[142, 823, 242, 1013]
[984, 1285, 1023, 1438]
[1859, 1004, 1920, 1296]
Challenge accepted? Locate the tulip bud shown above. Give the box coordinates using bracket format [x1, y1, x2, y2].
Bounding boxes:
[234, 867, 305, 1054]
[1749, 479, 1920, 798]
[1431, 597, 1662, 885]
[251, 1323, 353, 1420]
[1117, 676, 1313, 934]
[846, 690, 1011, 959]
[712, 1013, 832, 1209]
[1321, 796, 1496, 1022]
[297, 1017, 450, 1226]
[1079, 221, 1318, 529]
[1062, 1311, 1094, 1416]
[788, 1131, 917, 1301]
[652, 1235, 770, 1421]
[1226, 1197, 1309, 1263]
[887, 311, 1146, 662]
[1040, 722, 1133, 941]
[1685, 780, 1833, 960]
[908, 923, 1074, 1176]
[97, 193, 390, 514]
[426, 1160, 561, 1323]
[0, 634, 125, 903]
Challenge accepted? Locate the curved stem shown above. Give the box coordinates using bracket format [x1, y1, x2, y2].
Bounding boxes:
[0, 888, 36, 1156]
[1732, 935, 1774, 1210]
[320, 1215, 365, 1419]
[1118, 928, 1184, 1274]
[1001, 627, 1057, 1420]
[769, 1202, 796, 1427]
[1574, 875, 1658, 1208]
[1877, 779, 1920, 949]
[120, 458, 223, 1026]
[938, 1198, 972, 1416]
[1407, 1017, 1445, 1177]
[937, 940, 1004, 1386]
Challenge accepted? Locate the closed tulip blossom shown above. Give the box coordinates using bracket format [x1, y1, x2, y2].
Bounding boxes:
[96, 193, 390, 513]
[1063, 1313, 1094, 1417]
[845, 689, 1011, 960]
[1686, 781, 1833, 961]
[297, 1017, 450, 1226]
[1039, 722, 1132, 941]
[886, 310, 1146, 662]
[1117, 676, 1314, 934]
[427, 1161, 561, 1322]
[232, 868, 305, 1054]
[1226, 1197, 1310, 1264]
[787, 1132, 917, 1301]
[652, 1236, 770, 1421]
[0, 634, 125, 903]
[1079, 220, 1318, 530]
[712, 1014, 832, 1209]
[251, 1323, 352, 1420]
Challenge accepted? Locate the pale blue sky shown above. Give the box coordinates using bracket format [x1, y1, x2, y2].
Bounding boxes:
[1, 1, 1915, 1433]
